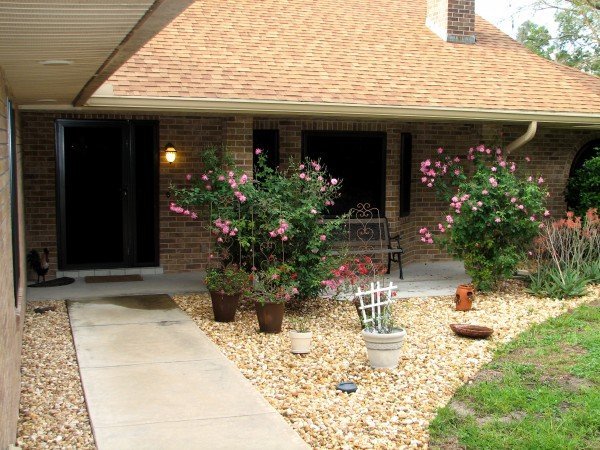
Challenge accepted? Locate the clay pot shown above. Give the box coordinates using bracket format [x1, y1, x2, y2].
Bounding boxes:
[209, 291, 240, 322]
[255, 301, 285, 333]
[455, 284, 475, 311]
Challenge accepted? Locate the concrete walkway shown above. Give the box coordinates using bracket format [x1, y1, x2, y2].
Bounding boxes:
[385, 260, 471, 298]
[67, 294, 309, 450]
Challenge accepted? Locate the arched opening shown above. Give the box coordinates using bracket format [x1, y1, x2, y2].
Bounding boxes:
[566, 138, 600, 211]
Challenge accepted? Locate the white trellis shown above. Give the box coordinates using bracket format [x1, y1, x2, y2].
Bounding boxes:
[356, 281, 398, 330]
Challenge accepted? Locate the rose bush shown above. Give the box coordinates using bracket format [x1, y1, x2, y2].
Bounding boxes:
[419, 145, 548, 291]
[170, 146, 343, 300]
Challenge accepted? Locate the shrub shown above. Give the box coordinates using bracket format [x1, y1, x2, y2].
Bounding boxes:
[419, 145, 548, 291]
[528, 208, 599, 298]
[204, 265, 250, 295]
[170, 146, 343, 301]
[565, 150, 600, 216]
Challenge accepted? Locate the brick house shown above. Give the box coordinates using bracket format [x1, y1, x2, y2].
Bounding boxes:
[2, 0, 600, 445]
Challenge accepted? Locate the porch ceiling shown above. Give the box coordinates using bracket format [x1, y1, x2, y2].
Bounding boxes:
[0, 0, 193, 106]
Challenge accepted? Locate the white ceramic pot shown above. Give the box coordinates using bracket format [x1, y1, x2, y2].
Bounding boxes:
[289, 330, 313, 354]
[361, 328, 406, 368]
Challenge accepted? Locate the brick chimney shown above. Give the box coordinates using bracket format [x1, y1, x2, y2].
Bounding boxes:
[426, 0, 476, 44]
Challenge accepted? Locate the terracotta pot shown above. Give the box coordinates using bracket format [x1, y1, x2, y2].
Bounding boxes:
[455, 284, 475, 311]
[254, 301, 285, 333]
[209, 291, 240, 322]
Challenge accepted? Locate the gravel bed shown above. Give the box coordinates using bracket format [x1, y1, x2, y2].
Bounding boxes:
[17, 301, 95, 450]
[174, 285, 600, 449]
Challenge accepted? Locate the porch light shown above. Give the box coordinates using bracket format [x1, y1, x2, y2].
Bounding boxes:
[164, 143, 177, 163]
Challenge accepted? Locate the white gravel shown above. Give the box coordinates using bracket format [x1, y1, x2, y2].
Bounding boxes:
[17, 301, 95, 450]
[174, 284, 600, 449]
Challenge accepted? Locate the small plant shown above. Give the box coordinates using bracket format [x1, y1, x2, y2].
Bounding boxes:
[356, 282, 399, 334]
[419, 145, 548, 291]
[321, 256, 388, 300]
[204, 265, 250, 295]
[289, 316, 311, 333]
[251, 263, 299, 304]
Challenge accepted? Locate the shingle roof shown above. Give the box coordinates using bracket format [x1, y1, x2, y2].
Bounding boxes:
[101, 0, 600, 115]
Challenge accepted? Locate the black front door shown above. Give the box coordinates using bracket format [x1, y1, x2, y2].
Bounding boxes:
[56, 120, 158, 270]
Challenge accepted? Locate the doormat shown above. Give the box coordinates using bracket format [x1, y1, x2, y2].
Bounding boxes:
[85, 274, 143, 283]
[28, 277, 75, 288]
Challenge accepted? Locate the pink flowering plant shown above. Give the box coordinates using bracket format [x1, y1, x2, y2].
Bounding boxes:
[170, 146, 343, 301]
[419, 145, 548, 291]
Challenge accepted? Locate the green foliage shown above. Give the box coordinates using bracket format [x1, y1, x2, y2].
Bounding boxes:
[420, 145, 548, 291]
[288, 316, 311, 332]
[204, 265, 250, 295]
[430, 303, 600, 450]
[517, 1, 600, 76]
[170, 146, 343, 301]
[528, 266, 589, 298]
[517, 20, 554, 59]
[251, 263, 299, 304]
[565, 152, 600, 216]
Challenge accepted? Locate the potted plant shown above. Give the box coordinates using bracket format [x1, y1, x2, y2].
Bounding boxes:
[205, 264, 250, 322]
[252, 263, 299, 333]
[357, 282, 406, 369]
[288, 316, 312, 354]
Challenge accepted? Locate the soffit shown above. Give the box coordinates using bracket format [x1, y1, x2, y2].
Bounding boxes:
[0, 0, 192, 105]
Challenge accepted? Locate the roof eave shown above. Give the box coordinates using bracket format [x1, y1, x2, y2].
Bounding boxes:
[21, 95, 600, 126]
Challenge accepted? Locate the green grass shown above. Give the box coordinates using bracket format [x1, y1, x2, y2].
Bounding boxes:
[429, 303, 600, 450]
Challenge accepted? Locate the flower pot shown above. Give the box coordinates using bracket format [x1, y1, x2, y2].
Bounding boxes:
[455, 284, 475, 311]
[254, 301, 285, 333]
[209, 291, 240, 322]
[361, 328, 406, 369]
[289, 330, 312, 354]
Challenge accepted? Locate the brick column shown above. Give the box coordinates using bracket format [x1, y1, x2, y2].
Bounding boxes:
[224, 116, 253, 173]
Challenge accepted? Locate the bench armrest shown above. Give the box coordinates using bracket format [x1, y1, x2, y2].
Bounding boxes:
[388, 234, 401, 249]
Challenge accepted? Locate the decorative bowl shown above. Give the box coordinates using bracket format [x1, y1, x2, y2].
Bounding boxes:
[450, 323, 494, 339]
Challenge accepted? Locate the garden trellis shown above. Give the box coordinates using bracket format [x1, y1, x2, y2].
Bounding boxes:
[356, 281, 398, 330]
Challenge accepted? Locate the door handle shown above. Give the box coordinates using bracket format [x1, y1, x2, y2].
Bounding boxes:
[121, 187, 128, 198]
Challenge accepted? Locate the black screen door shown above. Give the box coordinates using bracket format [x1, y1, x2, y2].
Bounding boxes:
[56, 120, 158, 269]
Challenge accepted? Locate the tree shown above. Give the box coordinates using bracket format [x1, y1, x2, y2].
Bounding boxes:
[516, 0, 600, 75]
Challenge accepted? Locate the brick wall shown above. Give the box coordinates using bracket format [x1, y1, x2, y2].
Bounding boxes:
[21, 112, 599, 276]
[0, 69, 25, 449]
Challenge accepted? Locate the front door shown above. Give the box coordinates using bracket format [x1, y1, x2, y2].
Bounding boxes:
[56, 120, 158, 270]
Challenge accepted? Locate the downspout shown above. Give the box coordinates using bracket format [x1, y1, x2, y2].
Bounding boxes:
[506, 121, 537, 154]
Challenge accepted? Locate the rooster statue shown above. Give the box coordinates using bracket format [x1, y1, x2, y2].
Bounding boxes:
[27, 248, 50, 283]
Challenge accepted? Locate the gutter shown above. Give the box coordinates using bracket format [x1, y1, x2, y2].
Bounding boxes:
[506, 121, 538, 153]
[20, 95, 600, 126]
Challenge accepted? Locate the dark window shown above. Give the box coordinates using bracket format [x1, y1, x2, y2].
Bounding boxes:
[399, 133, 412, 217]
[8, 99, 20, 305]
[253, 129, 280, 171]
[302, 131, 386, 216]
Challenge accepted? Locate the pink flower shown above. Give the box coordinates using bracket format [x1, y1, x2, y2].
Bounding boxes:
[299, 164, 305, 170]
[282, 236, 288, 241]
[538, 177, 544, 184]
[310, 208, 317, 214]
[527, 176, 533, 182]
[183, 209, 191, 216]
[318, 175, 323, 181]
[489, 177, 498, 187]
[491, 167, 497, 172]
[299, 173, 306, 179]
[421, 176, 428, 183]
[525, 156, 531, 162]
[437, 147, 444, 154]
[228, 171, 234, 178]
[240, 174, 248, 184]
[186, 174, 192, 181]
[218, 175, 225, 181]
[325, 200, 332, 206]
[427, 183, 433, 188]
[472, 207, 478, 211]
[320, 186, 326, 192]
[454, 157, 460, 163]
[495, 217, 501, 223]
[320, 235, 327, 241]
[269, 231, 277, 238]
[510, 197, 517, 203]
[419, 227, 428, 234]
[330, 178, 338, 186]
[454, 169, 460, 176]
[485, 148, 491, 154]
[518, 204, 524, 210]
[499, 161, 507, 168]
[544, 210, 550, 217]
[255, 148, 262, 155]
[477, 201, 483, 207]
[510, 164, 516, 172]
[438, 223, 446, 233]
[217, 237, 223, 243]
[530, 216, 536, 221]
[452, 196, 459, 203]
[205, 184, 212, 190]
[496, 149, 502, 155]
[201, 174, 209, 181]
[238, 195, 246, 202]
[191, 212, 198, 220]
[482, 189, 489, 195]
[446, 215, 454, 224]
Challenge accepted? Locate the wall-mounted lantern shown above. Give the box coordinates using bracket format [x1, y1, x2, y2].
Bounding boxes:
[164, 142, 177, 163]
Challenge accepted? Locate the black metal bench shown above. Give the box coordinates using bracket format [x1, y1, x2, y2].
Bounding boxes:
[328, 204, 404, 279]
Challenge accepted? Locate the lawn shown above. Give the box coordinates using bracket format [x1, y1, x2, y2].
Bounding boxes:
[429, 299, 600, 450]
